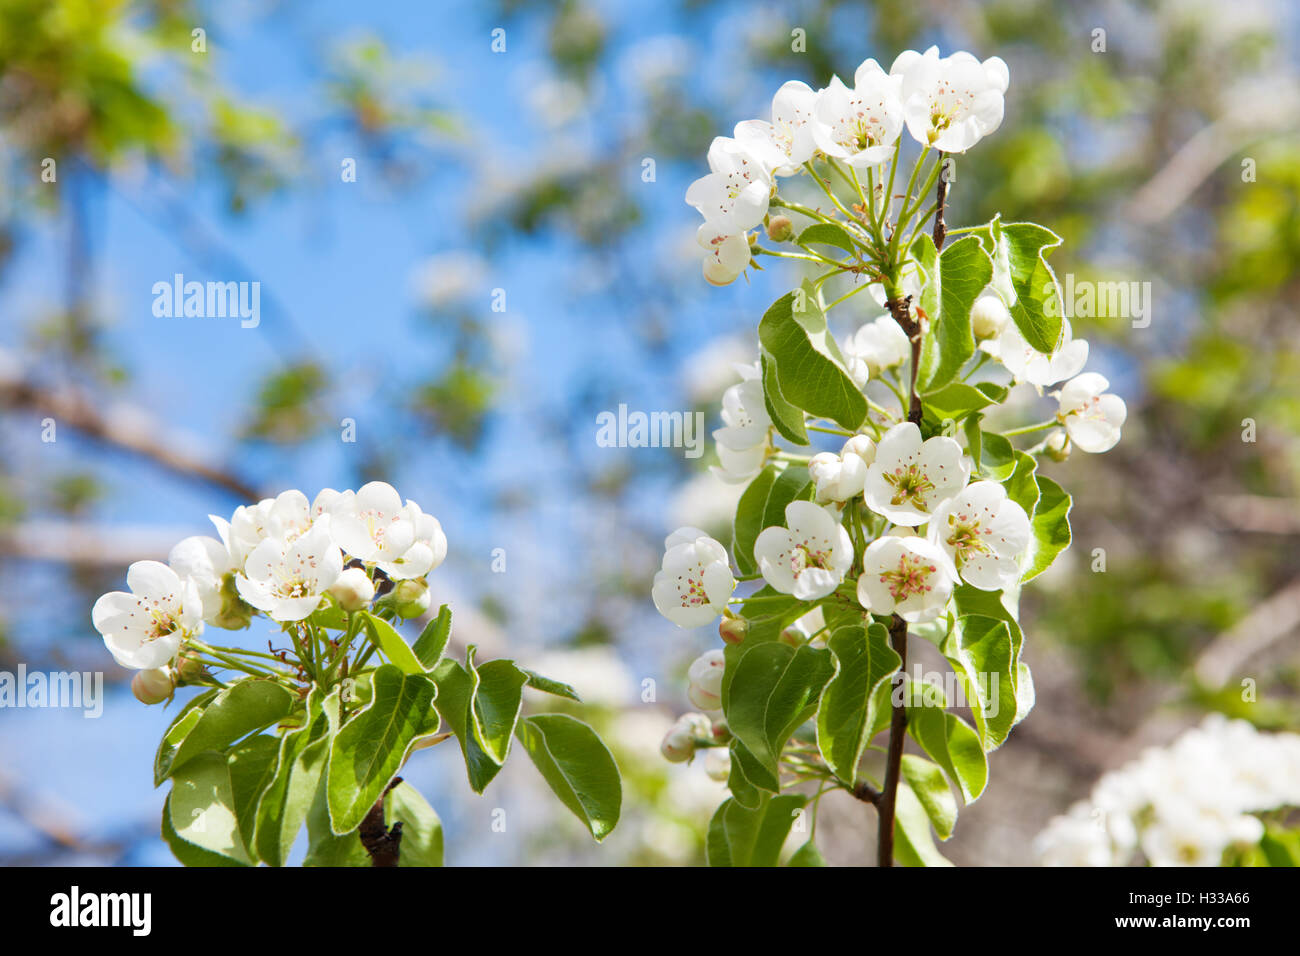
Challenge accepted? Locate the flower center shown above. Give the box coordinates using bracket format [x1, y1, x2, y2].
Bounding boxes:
[789, 542, 831, 576]
[675, 567, 708, 608]
[879, 553, 936, 602]
[146, 608, 179, 642]
[945, 512, 992, 565]
[884, 463, 935, 509]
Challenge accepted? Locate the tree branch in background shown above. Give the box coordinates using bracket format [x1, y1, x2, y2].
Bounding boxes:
[0, 352, 261, 501]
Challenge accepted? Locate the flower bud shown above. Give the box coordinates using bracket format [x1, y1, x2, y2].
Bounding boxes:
[211, 573, 254, 631]
[392, 578, 431, 619]
[1044, 428, 1071, 462]
[718, 613, 748, 645]
[174, 651, 206, 684]
[328, 567, 376, 612]
[766, 215, 794, 242]
[780, 624, 806, 647]
[704, 748, 732, 782]
[132, 667, 175, 705]
[660, 712, 712, 763]
[687, 649, 725, 711]
[971, 294, 1011, 341]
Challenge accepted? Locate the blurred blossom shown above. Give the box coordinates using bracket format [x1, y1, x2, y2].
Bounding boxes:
[524, 645, 636, 709]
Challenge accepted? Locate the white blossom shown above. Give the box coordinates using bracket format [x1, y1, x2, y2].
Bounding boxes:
[890, 46, 1009, 152]
[862, 422, 970, 526]
[856, 534, 955, 623]
[843, 314, 910, 386]
[982, 317, 1088, 387]
[927, 481, 1031, 591]
[685, 137, 771, 233]
[970, 293, 1011, 341]
[330, 481, 416, 569]
[754, 500, 854, 600]
[652, 528, 736, 628]
[1057, 372, 1127, 453]
[93, 561, 203, 670]
[811, 60, 904, 169]
[808, 434, 876, 502]
[327, 566, 375, 611]
[734, 80, 820, 176]
[235, 523, 344, 622]
[167, 535, 233, 626]
[697, 222, 751, 286]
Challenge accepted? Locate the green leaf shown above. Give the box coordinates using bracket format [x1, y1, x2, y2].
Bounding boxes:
[972, 217, 1064, 353]
[706, 793, 807, 866]
[254, 690, 335, 867]
[386, 781, 444, 867]
[1003, 450, 1040, 517]
[226, 733, 281, 855]
[1023, 475, 1072, 581]
[514, 714, 622, 841]
[733, 466, 778, 577]
[733, 464, 813, 581]
[1261, 828, 1300, 867]
[944, 614, 1018, 751]
[900, 754, 958, 840]
[796, 221, 860, 255]
[364, 611, 425, 675]
[472, 658, 528, 763]
[726, 641, 835, 783]
[816, 622, 901, 786]
[916, 235, 993, 391]
[160, 679, 295, 784]
[786, 840, 827, 867]
[521, 669, 581, 701]
[153, 689, 218, 786]
[923, 382, 996, 424]
[304, 773, 369, 866]
[412, 605, 452, 668]
[977, 430, 1016, 480]
[327, 665, 438, 833]
[906, 691, 988, 803]
[431, 656, 494, 793]
[892, 782, 954, 867]
[310, 604, 348, 631]
[761, 348, 810, 445]
[161, 791, 248, 867]
[430, 648, 523, 792]
[758, 280, 868, 430]
[168, 751, 253, 865]
[726, 738, 768, 808]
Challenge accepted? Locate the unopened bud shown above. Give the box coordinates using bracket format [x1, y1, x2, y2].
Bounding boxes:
[766, 215, 794, 242]
[1044, 428, 1071, 462]
[704, 748, 732, 782]
[971, 294, 1011, 341]
[132, 667, 175, 705]
[392, 578, 431, 620]
[687, 649, 725, 711]
[213, 573, 254, 631]
[780, 625, 806, 647]
[660, 712, 712, 763]
[719, 612, 747, 645]
[329, 567, 376, 612]
[174, 651, 205, 683]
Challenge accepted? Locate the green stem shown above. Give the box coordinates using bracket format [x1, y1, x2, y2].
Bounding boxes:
[1002, 418, 1060, 437]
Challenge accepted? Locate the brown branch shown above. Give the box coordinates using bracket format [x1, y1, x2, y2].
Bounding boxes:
[884, 295, 923, 425]
[933, 156, 949, 251]
[359, 776, 404, 867]
[876, 615, 909, 866]
[0, 365, 260, 500]
[852, 780, 881, 805]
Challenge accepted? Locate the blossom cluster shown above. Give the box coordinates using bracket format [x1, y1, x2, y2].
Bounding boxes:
[688, 46, 1008, 287]
[1034, 716, 1300, 866]
[92, 481, 447, 699]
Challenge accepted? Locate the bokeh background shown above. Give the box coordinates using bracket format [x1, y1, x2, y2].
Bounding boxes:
[0, 0, 1297, 865]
